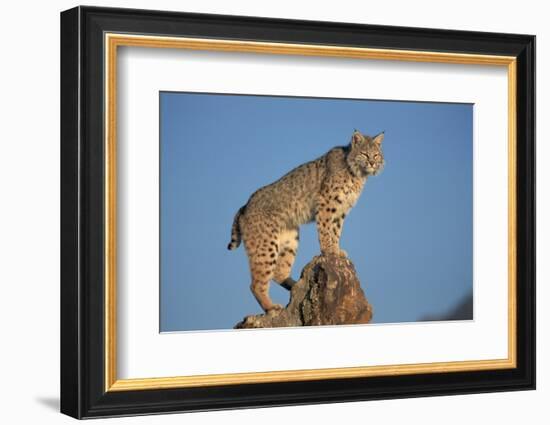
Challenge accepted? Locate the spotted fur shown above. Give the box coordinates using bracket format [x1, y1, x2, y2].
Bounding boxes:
[228, 130, 385, 312]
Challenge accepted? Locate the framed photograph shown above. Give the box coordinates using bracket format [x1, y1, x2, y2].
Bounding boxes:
[60, 6, 535, 419]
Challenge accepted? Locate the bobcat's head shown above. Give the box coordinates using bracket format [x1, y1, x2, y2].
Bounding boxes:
[347, 130, 385, 177]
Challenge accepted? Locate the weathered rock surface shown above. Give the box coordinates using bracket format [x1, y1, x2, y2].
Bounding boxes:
[235, 254, 373, 329]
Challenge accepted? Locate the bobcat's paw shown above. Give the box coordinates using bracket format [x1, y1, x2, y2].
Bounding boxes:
[265, 304, 284, 315]
[337, 249, 348, 258]
[322, 249, 348, 258]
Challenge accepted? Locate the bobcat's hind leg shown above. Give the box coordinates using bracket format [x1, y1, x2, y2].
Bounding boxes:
[273, 228, 299, 291]
[243, 220, 283, 312]
[250, 278, 283, 313]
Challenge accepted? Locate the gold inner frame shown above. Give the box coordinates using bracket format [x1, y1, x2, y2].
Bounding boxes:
[104, 33, 517, 392]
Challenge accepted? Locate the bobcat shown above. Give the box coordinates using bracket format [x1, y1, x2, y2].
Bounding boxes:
[228, 130, 385, 312]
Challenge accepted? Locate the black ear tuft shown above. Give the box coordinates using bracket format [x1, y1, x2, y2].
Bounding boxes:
[373, 132, 385, 145]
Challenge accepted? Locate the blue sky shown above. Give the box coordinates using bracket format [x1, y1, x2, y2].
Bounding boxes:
[159, 92, 473, 332]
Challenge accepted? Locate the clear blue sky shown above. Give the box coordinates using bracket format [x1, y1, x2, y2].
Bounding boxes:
[160, 92, 473, 332]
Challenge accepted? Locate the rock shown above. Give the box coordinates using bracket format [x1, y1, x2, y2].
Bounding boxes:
[235, 254, 373, 329]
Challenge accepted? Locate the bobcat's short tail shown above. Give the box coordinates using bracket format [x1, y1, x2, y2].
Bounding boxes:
[227, 205, 246, 250]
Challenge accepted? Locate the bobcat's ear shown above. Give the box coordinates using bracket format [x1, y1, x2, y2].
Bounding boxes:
[372, 131, 385, 146]
[351, 130, 363, 148]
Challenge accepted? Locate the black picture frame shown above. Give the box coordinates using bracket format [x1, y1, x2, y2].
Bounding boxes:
[61, 5, 535, 419]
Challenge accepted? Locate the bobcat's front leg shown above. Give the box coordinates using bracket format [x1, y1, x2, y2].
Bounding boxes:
[316, 192, 347, 258]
